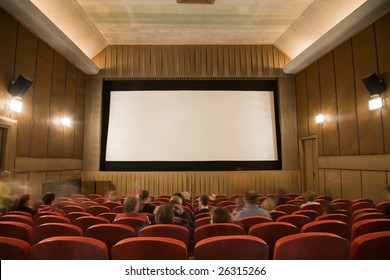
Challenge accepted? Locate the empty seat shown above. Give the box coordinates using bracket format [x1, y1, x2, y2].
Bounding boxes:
[31, 236, 108, 260]
[62, 205, 85, 214]
[85, 205, 111, 216]
[112, 206, 124, 213]
[229, 194, 244, 200]
[65, 212, 92, 222]
[287, 199, 305, 208]
[194, 235, 269, 260]
[300, 203, 326, 214]
[269, 210, 287, 221]
[87, 194, 102, 200]
[275, 204, 299, 214]
[93, 197, 109, 205]
[293, 209, 320, 220]
[236, 216, 271, 234]
[72, 216, 110, 233]
[376, 201, 390, 212]
[34, 215, 71, 226]
[248, 222, 299, 259]
[315, 213, 351, 225]
[111, 237, 188, 260]
[55, 201, 77, 208]
[33, 222, 83, 244]
[80, 200, 99, 209]
[194, 212, 211, 221]
[301, 220, 351, 240]
[315, 196, 333, 202]
[276, 214, 312, 231]
[352, 208, 381, 219]
[102, 201, 122, 211]
[351, 202, 376, 213]
[350, 231, 390, 260]
[194, 216, 211, 228]
[351, 219, 390, 240]
[113, 217, 146, 230]
[139, 224, 190, 251]
[34, 211, 63, 219]
[0, 214, 34, 226]
[194, 223, 244, 245]
[274, 232, 350, 260]
[0, 236, 31, 260]
[85, 224, 136, 254]
[98, 212, 117, 223]
[6, 211, 33, 218]
[352, 198, 373, 204]
[0, 221, 33, 244]
[352, 212, 387, 224]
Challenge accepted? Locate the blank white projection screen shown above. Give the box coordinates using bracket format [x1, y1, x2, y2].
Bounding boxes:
[106, 90, 278, 161]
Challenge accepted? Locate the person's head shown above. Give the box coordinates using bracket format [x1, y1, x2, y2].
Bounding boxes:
[107, 190, 119, 201]
[209, 194, 216, 201]
[325, 203, 337, 214]
[198, 194, 210, 208]
[173, 192, 185, 205]
[17, 193, 31, 207]
[181, 191, 191, 201]
[211, 207, 232, 223]
[245, 190, 258, 204]
[155, 204, 174, 224]
[305, 191, 317, 202]
[261, 197, 276, 211]
[123, 196, 139, 213]
[235, 196, 246, 211]
[169, 195, 183, 206]
[42, 192, 56, 205]
[139, 190, 150, 202]
[384, 185, 390, 201]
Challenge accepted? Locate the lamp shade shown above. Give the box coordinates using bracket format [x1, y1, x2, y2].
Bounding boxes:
[8, 75, 33, 98]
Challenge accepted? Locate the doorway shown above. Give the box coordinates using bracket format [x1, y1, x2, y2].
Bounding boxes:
[299, 136, 319, 195]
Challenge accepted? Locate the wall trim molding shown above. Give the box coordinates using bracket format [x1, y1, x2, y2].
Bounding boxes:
[319, 155, 390, 171]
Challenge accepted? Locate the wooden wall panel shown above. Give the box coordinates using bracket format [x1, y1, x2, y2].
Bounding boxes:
[74, 71, 86, 159]
[341, 170, 361, 201]
[333, 41, 359, 155]
[375, 13, 390, 154]
[63, 64, 77, 157]
[361, 171, 386, 203]
[319, 53, 339, 156]
[30, 41, 53, 157]
[296, 71, 309, 137]
[14, 25, 38, 157]
[324, 169, 342, 199]
[0, 9, 17, 116]
[352, 25, 383, 155]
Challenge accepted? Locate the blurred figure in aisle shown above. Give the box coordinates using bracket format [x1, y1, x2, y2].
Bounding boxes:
[138, 190, 155, 214]
[211, 207, 232, 223]
[383, 185, 390, 216]
[233, 190, 272, 221]
[115, 196, 148, 221]
[231, 196, 246, 218]
[11, 193, 36, 216]
[38, 192, 65, 215]
[181, 191, 191, 202]
[261, 197, 276, 212]
[194, 194, 210, 216]
[0, 171, 12, 214]
[106, 190, 120, 202]
[300, 191, 320, 208]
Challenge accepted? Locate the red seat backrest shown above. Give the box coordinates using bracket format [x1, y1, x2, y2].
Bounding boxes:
[315, 213, 351, 225]
[32, 222, 83, 244]
[301, 220, 351, 240]
[351, 218, 390, 240]
[236, 216, 271, 234]
[112, 217, 146, 230]
[85, 205, 111, 216]
[34, 215, 71, 226]
[0, 214, 34, 226]
[275, 204, 299, 214]
[72, 216, 110, 233]
[0, 236, 31, 260]
[194, 223, 244, 245]
[276, 214, 312, 231]
[139, 224, 190, 251]
[0, 221, 33, 244]
[350, 231, 390, 260]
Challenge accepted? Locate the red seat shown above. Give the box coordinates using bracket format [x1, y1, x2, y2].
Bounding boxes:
[0, 221, 33, 244]
[62, 205, 85, 214]
[139, 224, 190, 251]
[112, 205, 124, 213]
[333, 202, 352, 211]
[287, 199, 305, 207]
[56, 197, 72, 203]
[55, 201, 77, 208]
[93, 197, 109, 205]
[275, 204, 299, 214]
[248, 222, 299, 259]
[351, 202, 376, 213]
[285, 193, 300, 199]
[351, 219, 390, 240]
[350, 231, 390, 260]
[72, 216, 110, 233]
[217, 200, 235, 207]
[87, 194, 102, 200]
[229, 194, 244, 200]
[315, 196, 333, 202]
[194, 235, 269, 260]
[276, 214, 312, 231]
[102, 201, 122, 211]
[236, 216, 271, 234]
[85, 205, 111, 216]
[0, 214, 34, 226]
[352, 198, 373, 204]
[80, 200, 99, 209]
[194, 212, 211, 221]
[6, 211, 33, 218]
[0, 236, 31, 260]
[85, 224, 136, 255]
[376, 201, 390, 212]
[301, 220, 350, 240]
[98, 212, 117, 223]
[352, 212, 387, 224]
[194, 216, 211, 228]
[65, 212, 92, 222]
[32, 222, 83, 244]
[352, 208, 381, 219]
[31, 236, 108, 260]
[293, 209, 319, 220]
[194, 223, 244, 245]
[113, 217, 146, 230]
[269, 210, 287, 221]
[111, 237, 188, 260]
[34, 211, 63, 219]
[34, 215, 71, 226]
[315, 213, 351, 225]
[274, 232, 350, 260]
[300, 203, 325, 214]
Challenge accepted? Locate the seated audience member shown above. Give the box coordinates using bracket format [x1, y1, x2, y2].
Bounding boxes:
[231, 196, 246, 217]
[169, 196, 194, 238]
[0, 171, 12, 214]
[138, 190, 155, 214]
[115, 196, 148, 221]
[211, 207, 232, 223]
[209, 194, 217, 206]
[324, 203, 337, 214]
[154, 204, 175, 224]
[275, 188, 289, 205]
[233, 190, 272, 221]
[11, 193, 36, 216]
[106, 190, 120, 202]
[300, 191, 320, 208]
[261, 197, 276, 212]
[181, 191, 191, 202]
[173, 192, 186, 206]
[383, 185, 390, 216]
[194, 194, 210, 216]
[38, 192, 65, 215]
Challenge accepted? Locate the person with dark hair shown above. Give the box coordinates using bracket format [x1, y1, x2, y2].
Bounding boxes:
[383, 185, 390, 216]
[11, 193, 36, 215]
[169, 195, 194, 238]
[211, 207, 232, 223]
[173, 192, 186, 206]
[194, 194, 210, 216]
[233, 190, 272, 221]
[300, 191, 320, 208]
[138, 190, 155, 214]
[38, 192, 65, 215]
[324, 203, 337, 214]
[155, 204, 175, 224]
[115, 196, 148, 221]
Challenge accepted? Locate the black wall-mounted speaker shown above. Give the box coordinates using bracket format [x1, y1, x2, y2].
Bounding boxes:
[362, 73, 385, 96]
[7, 75, 33, 98]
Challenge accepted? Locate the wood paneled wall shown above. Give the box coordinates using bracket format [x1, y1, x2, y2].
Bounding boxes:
[296, 12, 390, 203]
[0, 8, 86, 202]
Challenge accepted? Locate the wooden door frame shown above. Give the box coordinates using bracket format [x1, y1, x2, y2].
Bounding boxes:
[0, 116, 17, 172]
[298, 135, 319, 195]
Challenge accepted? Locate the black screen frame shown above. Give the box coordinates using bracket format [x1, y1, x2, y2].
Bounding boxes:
[100, 79, 282, 171]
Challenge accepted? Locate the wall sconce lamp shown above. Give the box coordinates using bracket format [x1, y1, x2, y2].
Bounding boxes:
[7, 75, 33, 113]
[61, 117, 71, 127]
[368, 97, 385, 110]
[9, 97, 23, 113]
[315, 114, 326, 124]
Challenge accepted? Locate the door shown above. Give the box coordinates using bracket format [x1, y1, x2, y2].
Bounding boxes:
[299, 136, 319, 195]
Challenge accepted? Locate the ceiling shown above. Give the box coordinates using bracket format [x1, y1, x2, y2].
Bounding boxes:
[1, 0, 389, 74]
